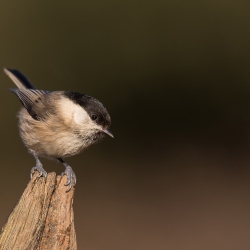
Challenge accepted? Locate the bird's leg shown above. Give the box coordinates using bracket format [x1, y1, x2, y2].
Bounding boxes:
[58, 158, 76, 192]
[30, 151, 47, 179]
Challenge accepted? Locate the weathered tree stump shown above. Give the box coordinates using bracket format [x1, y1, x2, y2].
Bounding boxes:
[0, 172, 77, 250]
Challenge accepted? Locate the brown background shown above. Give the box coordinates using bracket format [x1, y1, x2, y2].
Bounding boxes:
[0, 1, 250, 249]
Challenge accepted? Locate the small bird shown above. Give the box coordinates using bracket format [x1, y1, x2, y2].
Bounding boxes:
[4, 68, 113, 191]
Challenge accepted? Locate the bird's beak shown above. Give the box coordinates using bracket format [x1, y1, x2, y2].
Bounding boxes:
[103, 128, 114, 138]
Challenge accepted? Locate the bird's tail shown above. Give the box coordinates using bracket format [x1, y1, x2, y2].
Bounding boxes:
[3, 68, 36, 89]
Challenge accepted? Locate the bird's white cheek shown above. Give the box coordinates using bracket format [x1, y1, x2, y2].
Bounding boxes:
[73, 110, 89, 125]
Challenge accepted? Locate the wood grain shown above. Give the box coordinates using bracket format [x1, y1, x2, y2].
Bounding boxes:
[0, 172, 76, 250]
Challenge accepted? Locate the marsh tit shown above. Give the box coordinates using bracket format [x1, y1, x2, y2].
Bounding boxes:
[4, 68, 113, 191]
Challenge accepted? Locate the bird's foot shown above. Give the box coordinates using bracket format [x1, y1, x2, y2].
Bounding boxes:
[31, 163, 47, 179]
[61, 166, 76, 192]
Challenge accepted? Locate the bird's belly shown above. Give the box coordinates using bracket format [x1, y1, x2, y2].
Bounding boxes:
[26, 133, 87, 158]
[18, 115, 87, 158]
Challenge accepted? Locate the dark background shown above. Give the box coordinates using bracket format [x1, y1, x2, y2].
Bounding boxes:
[1, 1, 250, 249]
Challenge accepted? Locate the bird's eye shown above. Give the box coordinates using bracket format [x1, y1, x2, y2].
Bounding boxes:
[91, 114, 98, 121]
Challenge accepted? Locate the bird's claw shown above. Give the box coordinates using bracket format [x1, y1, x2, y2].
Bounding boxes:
[61, 166, 76, 192]
[30, 165, 47, 179]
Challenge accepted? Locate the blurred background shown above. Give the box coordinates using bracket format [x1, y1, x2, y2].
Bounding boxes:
[0, 1, 250, 249]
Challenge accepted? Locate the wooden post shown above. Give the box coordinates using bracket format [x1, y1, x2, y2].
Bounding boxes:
[0, 172, 77, 250]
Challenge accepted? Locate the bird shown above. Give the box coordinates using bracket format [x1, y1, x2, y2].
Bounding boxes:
[4, 68, 113, 191]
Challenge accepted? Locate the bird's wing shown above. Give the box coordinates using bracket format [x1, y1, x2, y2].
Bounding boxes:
[10, 88, 51, 121]
[4, 68, 36, 89]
